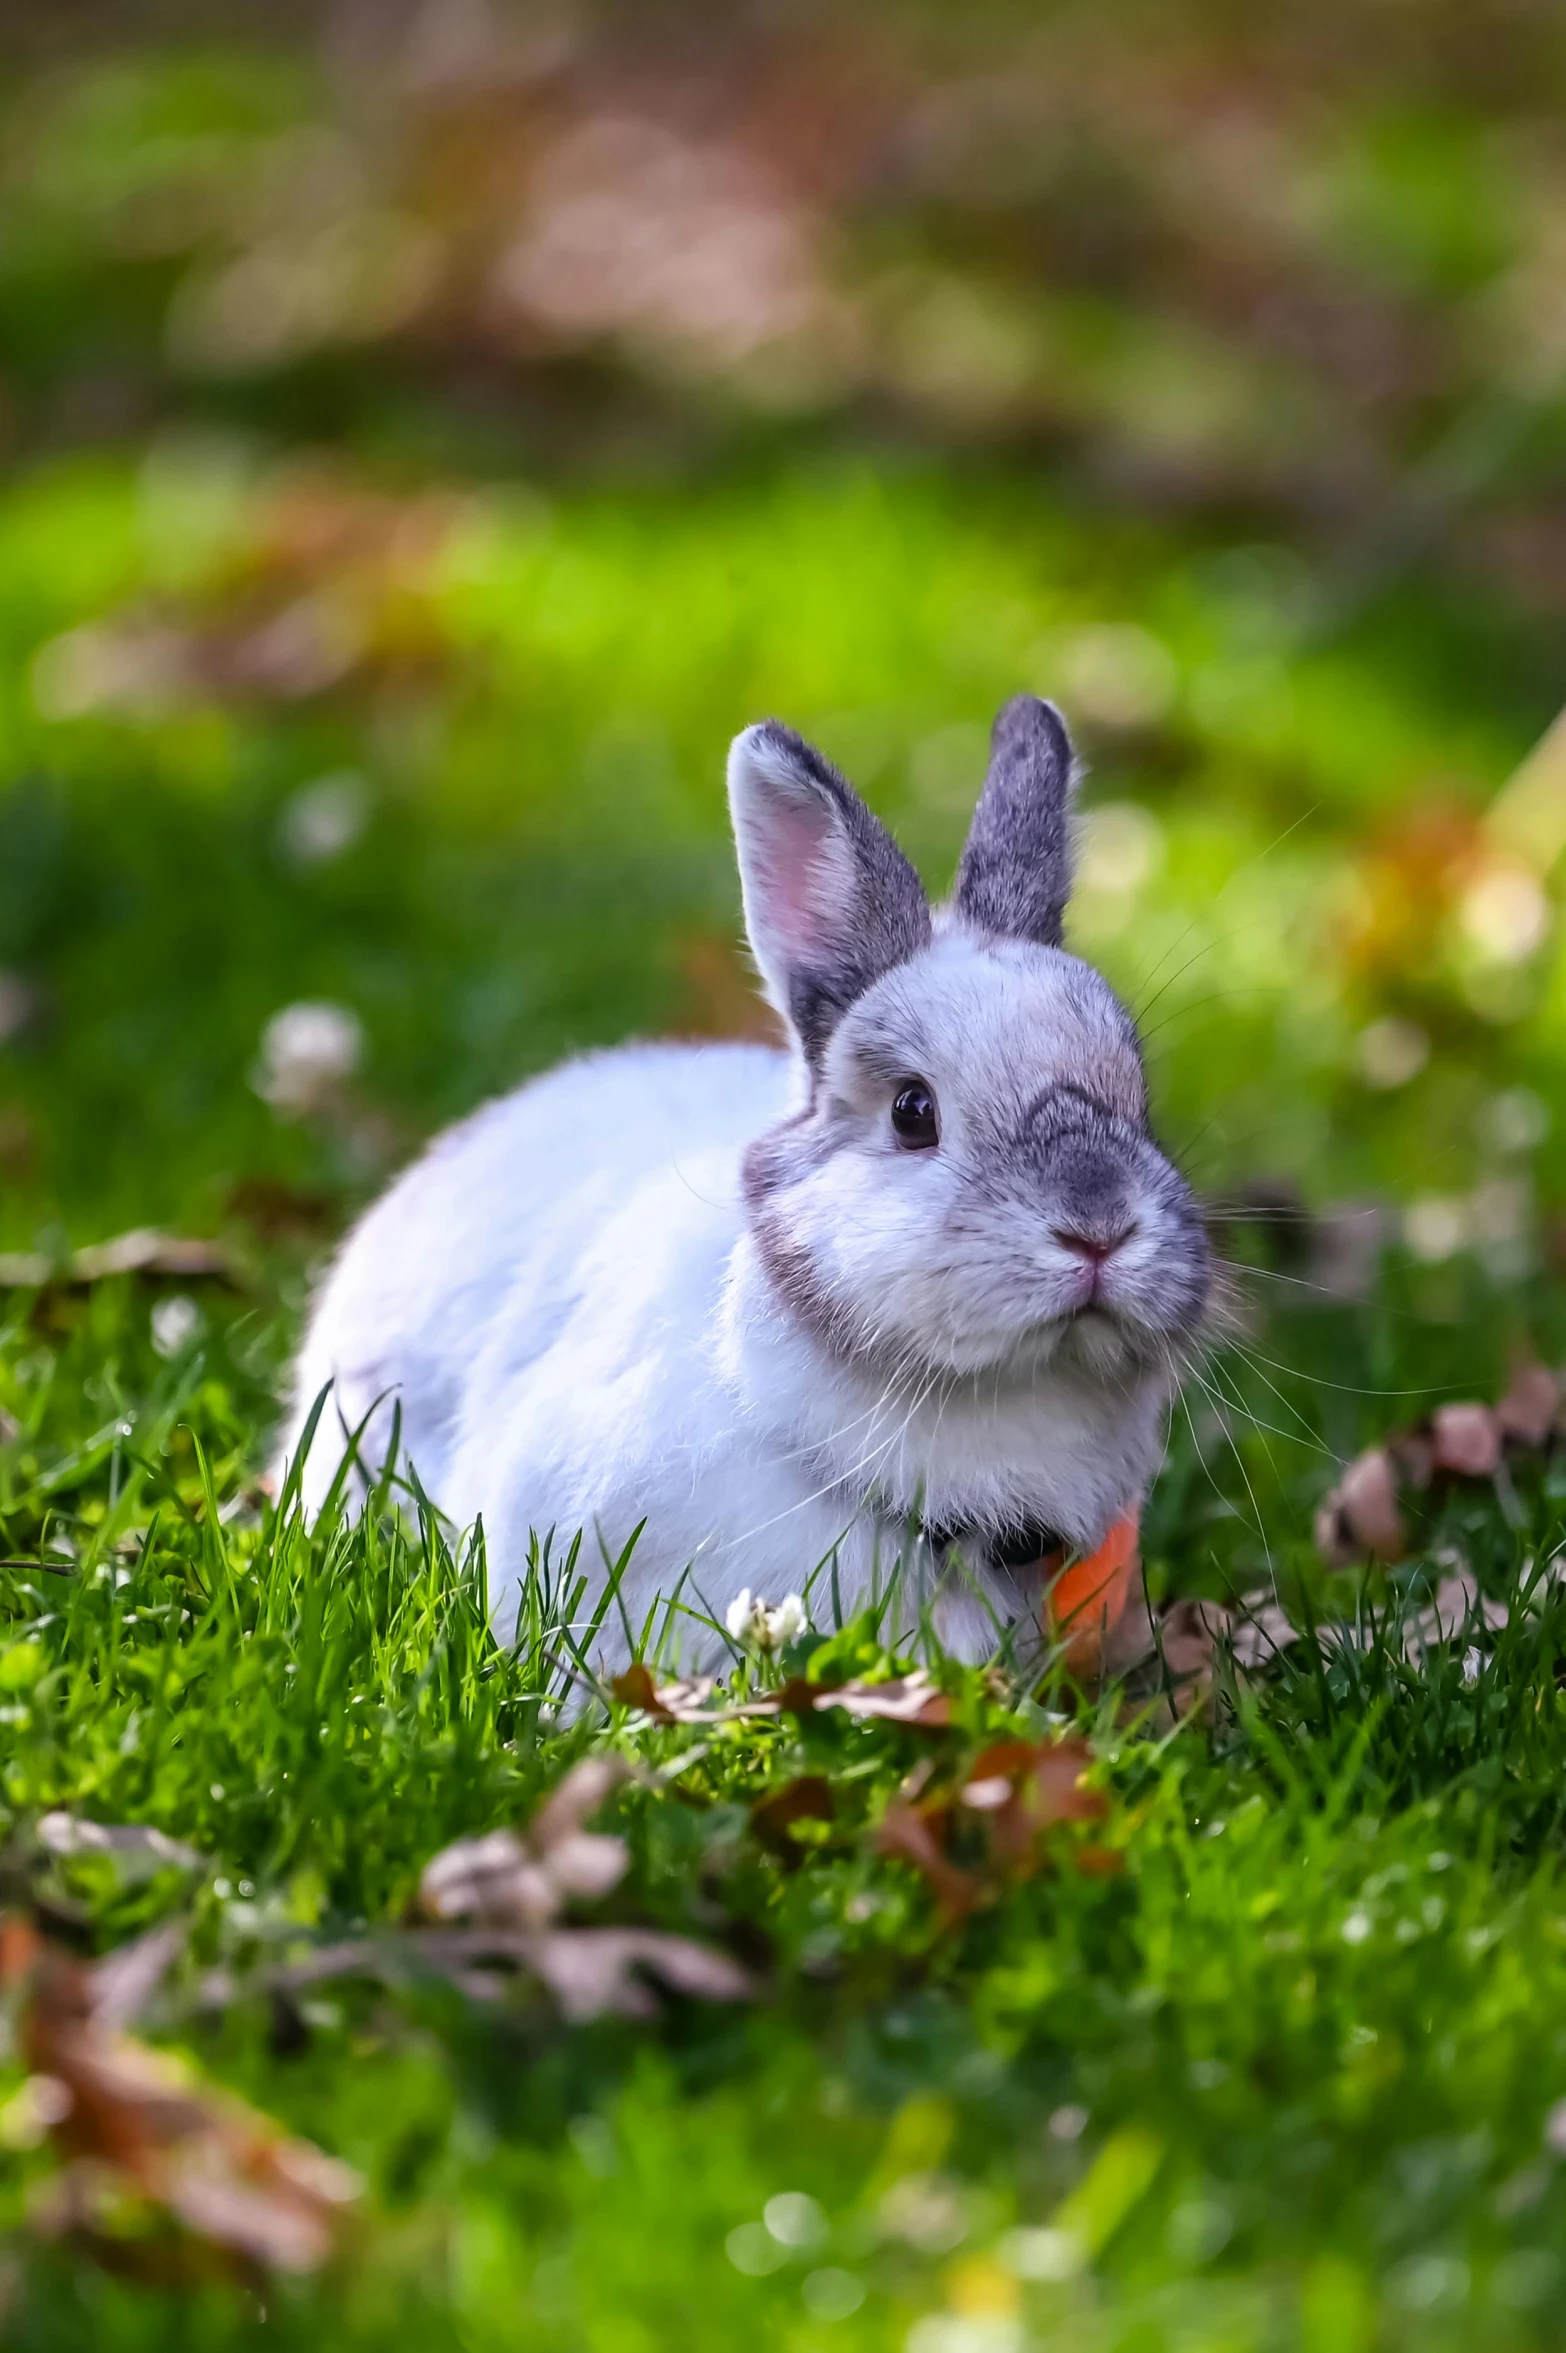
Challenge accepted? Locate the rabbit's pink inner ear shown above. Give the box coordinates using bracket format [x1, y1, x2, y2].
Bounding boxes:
[728, 717, 931, 1059]
[751, 799, 850, 960]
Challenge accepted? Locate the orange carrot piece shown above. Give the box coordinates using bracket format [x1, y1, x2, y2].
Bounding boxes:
[1046, 1505, 1141, 1673]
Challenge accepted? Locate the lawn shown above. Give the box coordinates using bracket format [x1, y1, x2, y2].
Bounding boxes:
[5, 10, 1566, 2347]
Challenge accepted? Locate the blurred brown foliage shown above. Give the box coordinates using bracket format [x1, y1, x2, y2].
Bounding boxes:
[6, 0, 1566, 593]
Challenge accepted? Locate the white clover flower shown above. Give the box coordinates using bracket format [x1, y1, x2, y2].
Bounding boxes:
[254, 1000, 363, 1117]
[725, 1589, 807, 1649]
[768, 1593, 807, 1646]
[279, 771, 369, 866]
[725, 1587, 761, 1642]
[151, 1295, 202, 1357]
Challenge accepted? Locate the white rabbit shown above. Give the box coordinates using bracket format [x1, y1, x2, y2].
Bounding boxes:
[277, 697, 1211, 1665]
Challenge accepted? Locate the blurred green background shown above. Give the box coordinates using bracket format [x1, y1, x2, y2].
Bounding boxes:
[2, 0, 1566, 1311]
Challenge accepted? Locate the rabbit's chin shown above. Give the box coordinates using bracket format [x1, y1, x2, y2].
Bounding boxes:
[825, 1301, 1175, 1392]
[936, 1306, 1168, 1386]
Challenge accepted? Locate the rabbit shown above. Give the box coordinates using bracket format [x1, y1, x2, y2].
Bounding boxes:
[276, 695, 1212, 1668]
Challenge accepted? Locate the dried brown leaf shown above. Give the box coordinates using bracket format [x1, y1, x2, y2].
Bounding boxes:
[38, 1814, 204, 1879]
[541, 1830, 631, 1905]
[878, 1736, 1110, 1922]
[1403, 1569, 1509, 1658]
[0, 1232, 240, 1291]
[88, 1922, 188, 2032]
[1157, 1599, 1227, 1682]
[1318, 1447, 1406, 1564]
[1430, 1402, 1502, 1479]
[530, 1756, 627, 1851]
[876, 1802, 984, 1924]
[420, 1827, 555, 1930]
[1226, 1601, 1299, 1671]
[631, 1669, 951, 1728]
[1315, 1362, 1565, 1566]
[816, 1671, 952, 1726]
[524, 1927, 753, 2021]
[1498, 1361, 1559, 1448]
[610, 1662, 672, 1719]
[240, 1922, 752, 2023]
[961, 1737, 1107, 1872]
[2, 1917, 358, 2281]
[407, 1764, 749, 2017]
[625, 1672, 719, 1721]
[749, 1776, 834, 1867]
[419, 1760, 629, 1931]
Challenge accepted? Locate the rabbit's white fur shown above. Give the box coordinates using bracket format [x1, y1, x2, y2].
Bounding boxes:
[277, 701, 1209, 1666]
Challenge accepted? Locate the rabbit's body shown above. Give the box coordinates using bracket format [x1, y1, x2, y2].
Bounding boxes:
[279, 699, 1212, 1666]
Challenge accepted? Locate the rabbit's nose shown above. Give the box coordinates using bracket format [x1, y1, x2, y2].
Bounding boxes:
[1052, 1221, 1135, 1264]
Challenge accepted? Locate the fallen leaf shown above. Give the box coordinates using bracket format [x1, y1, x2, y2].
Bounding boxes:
[876, 1801, 984, 1925]
[1430, 1402, 1501, 1479]
[0, 1916, 359, 2282]
[88, 1922, 188, 2032]
[420, 1757, 629, 1931]
[419, 1826, 564, 1931]
[0, 1231, 240, 1291]
[1497, 1361, 1559, 1448]
[38, 1814, 204, 1879]
[1402, 1568, 1509, 1660]
[410, 1764, 751, 2017]
[961, 1738, 1106, 1873]
[1226, 1601, 1299, 1671]
[1156, 1600, 1228, 1682]
[1315, 1361, 1566, 1565]
[528, 1756, 626, 1854]
[631, 1672, 719, 1722]
[610, 1662, 672, 1718]
[815, 1671, 952, 1726]
[524, 1927, 753, 2021]
[877, 1737, 1110, 1922]
[216, 1919, 754, 2023]
[749, 1776, 834, 1867]
[1316, 1446, 1406, 1564]
[628, 1668, 953, 1728]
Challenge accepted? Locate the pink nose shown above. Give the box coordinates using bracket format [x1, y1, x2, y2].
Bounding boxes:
[1053, 1224, 1134, 1264]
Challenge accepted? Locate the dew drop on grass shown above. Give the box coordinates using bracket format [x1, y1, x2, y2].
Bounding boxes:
[764, 2192, 826, 2248]
[999, 2225, 1083, 2281]
[800, 2268, 864, 2322]
[1164, 2198, 1234, 2264]
[726, 2222, 788, 2276]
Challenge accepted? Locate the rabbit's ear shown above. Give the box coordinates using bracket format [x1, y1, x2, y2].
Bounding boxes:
[728, 720, 931, 1065]
[953, 695, 1077, 948]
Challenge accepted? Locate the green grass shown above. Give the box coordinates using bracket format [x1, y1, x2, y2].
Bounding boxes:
[4, 1277, 1566, 2349]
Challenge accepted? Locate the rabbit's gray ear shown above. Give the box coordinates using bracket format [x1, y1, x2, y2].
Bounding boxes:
[953, 695, 1077, 948]
[728, 720, 931, 1066]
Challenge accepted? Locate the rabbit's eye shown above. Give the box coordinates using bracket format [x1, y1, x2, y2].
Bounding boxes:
[891, 1081, 939, 1151]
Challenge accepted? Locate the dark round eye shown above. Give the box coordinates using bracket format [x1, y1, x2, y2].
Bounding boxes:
[891, 1080, 939, 1151]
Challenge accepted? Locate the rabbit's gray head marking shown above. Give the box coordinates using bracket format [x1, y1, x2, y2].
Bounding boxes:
[731, 697, 1211, 1384]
